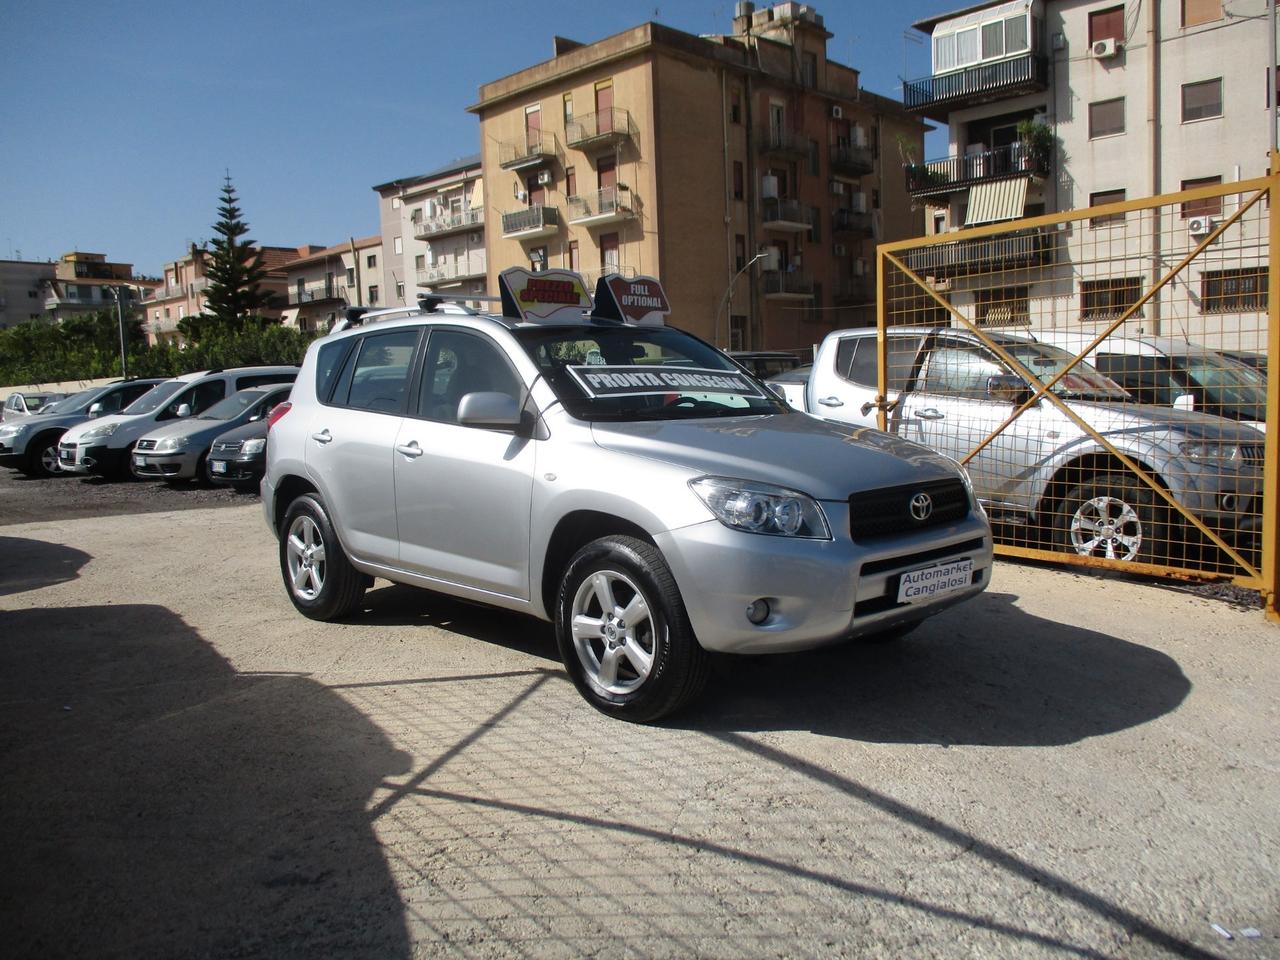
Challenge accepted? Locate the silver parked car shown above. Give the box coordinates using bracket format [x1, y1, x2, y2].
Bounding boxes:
[263, 269, 993, 722]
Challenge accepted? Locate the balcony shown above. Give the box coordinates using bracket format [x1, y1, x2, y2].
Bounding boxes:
[762, 270, 815, 300]
[567, 186, 635, 226]
[415, 257, 487, 286]
[834, 276, 872, 303]
[566, 107, 633, 149]
[499, 131, 557, 170]
[500, 204, 560, 239]
[413, 207, 484, 240]
[905, 142, 1050, 201]
[830, 143, 874, 177]
[149, 283, 187, 301]
[761, 198, 809, 232]
[757, 128, 809, 158]
[901, 226, 1057, 280]
[581, 264, 637, 290]
[288, 283, 346, 306]
[832, 208, 873, 236]
[902, 53, 1049, 120]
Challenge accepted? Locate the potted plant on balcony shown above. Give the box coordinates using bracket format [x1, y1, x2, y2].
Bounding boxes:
[897, 134, 927, 189]
[1015, 120, 1053, 173]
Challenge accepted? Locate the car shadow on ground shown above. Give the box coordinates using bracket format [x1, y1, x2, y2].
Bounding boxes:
[0, 537, 91, 596]
[0, 602, 413, 960]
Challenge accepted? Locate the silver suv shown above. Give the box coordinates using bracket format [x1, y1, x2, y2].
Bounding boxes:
[263, 269, 993, 721]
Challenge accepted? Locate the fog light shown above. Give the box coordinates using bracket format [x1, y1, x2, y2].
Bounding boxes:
[746, 599, 771, 625]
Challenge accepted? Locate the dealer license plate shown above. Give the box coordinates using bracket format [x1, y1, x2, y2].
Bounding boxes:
[211, 460, 227, 474]
[896, 557, 974, 604]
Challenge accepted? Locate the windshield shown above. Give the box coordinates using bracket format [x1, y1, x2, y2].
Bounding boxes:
[515, 326, 790, 422]
[199, 389, 270, 421]
[24, 395, 55, 412]
[1174, 353, 1267, 422]
[123, 380, 187, 415]
[50, 386, 107, 414]
[1003, 342, 1131, 400]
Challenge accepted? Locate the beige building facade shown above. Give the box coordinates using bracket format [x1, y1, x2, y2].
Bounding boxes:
[278, 236, 382, 334]
[469, 1, 926, 352]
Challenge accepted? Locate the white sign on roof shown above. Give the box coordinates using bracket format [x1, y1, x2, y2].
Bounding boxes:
[498, 267, 592, 324]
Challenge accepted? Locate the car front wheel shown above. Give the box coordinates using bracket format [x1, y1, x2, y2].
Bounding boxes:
[555, 536, 709, 723]
[280, 493, 366, 620]
[21, 435, 63, 477]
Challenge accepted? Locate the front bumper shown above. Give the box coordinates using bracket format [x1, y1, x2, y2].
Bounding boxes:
[206, 455, 264, 484]
[58, 441, 125, 476]
[132, 450, 198, 480]
[657, 501, 993, 654]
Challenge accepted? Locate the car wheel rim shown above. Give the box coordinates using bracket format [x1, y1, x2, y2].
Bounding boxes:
[41, 445, 61, 474]
[570, 570, 656, 696]
[286, 514, 326, 601]
[1069, 495, 1142, 562]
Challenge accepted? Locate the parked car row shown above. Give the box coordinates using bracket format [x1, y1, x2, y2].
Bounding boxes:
[0, 367, 296, 493]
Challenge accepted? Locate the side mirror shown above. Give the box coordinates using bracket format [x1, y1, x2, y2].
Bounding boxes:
[1173, 392, 1195, 412]
[175, 403, 192, 418]
[457, 392, 522, 430]
[987, 374, 1033, 404]
[88, 402, 103, 417]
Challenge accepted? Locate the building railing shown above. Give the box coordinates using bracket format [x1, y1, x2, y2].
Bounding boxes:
[415, 258, 487, 285]
[500, 204, 559, 235]
[581, 264, 637, 289]
[566, 186, 632, 222]
[834, 276, 872, 301]
[499, 130, 557, 168]
[902, 53, 1049, 113]
[762, 197, 807, 226]
[830, 143, 874, 176]
[762, 270, 815, 296]
[565, 107, 632, 147]
[288, 284, 346, 305]
[832, 209, 873, 234]
[901, 226, 1057, 279]
[905, 142, 1051, 197]
[413, 207, 484, 239]
[758, 128, 809, 156]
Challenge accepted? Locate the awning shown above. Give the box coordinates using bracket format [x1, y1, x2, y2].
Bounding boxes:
[935, 0, 1033, 35]
[470, 178, 484, 210]
[965, 176, 1029, 226]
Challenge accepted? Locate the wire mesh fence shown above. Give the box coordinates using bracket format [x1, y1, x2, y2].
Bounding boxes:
[876, 173, 1274, 599]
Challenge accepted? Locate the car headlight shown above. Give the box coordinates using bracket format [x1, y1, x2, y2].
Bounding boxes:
[1179, 440, 1241, 463]
[0, 422, 28, 440]
[689, 476, 831, 539]
[241, 438, 266, 455]
[79, 422, 119, 441]
[154, 436, 190, 452]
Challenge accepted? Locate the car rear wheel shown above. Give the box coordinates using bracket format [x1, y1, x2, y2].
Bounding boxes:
[1053, 475, 1164, 564]
[555, 536, 709, 723]
[280, 493, 366, 620]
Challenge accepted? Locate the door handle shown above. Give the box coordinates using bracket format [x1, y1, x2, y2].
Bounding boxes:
[395, 441, 423, 459]
[311, 429, 333, 444]
[817, 396, 844, 407]
[915, 408, 945, 420]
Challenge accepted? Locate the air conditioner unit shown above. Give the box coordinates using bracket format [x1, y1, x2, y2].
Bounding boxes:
[850, 192, 868, 214]
[830, 180, 845, 196]
[536, 170, 552, 185]
[831, 105, 843, 119]
[833, 243, 848, 256]
[1188, 215, 1216, 237]
[1091, 37, 1118, 59]
[516, 189, 528, 202]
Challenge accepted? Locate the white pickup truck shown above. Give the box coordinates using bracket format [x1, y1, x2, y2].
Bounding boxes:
[795, 326, 1264, 565]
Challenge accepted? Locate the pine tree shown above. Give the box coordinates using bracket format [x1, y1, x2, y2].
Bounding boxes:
[199, 174, 274, 332]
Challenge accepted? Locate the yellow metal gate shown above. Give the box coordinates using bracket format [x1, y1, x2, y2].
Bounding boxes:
[876, 169, 1278, 619]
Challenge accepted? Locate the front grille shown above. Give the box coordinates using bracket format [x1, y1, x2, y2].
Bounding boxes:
[135, 439, 158, 451]
[849, 478, 970, 540]
[213, 439, 243, 454]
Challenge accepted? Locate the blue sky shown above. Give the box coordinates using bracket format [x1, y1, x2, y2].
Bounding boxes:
[1, 0, 958, 277]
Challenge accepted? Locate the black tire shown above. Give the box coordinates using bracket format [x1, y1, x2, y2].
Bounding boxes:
[279, 493, 366, 620]
[1052, 473, 1167, 564]
[20, 433, 63, 477]
[555, 535, 709, 723]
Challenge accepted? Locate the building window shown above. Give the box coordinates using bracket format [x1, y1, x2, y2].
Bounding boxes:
[733, 161, 744, 200]
[802, 52, 818, 88]
[1181, 175, 1222, 217]
[1088, 98, 1125, 138]
[530, 246, 548, 272]
[366, 253, 377, 269]
[392, 197, 401, 209]
[1182, 0, 1221, 27]
[1089, 189, 1127, 226]
[568, 240, 579, 272]
[393, 237, 403, 255]
[1182, 78, 1223, 121]
[872, 188, 881, 209]
[415, 254, 425, 270]
[808, 139, 820, 176]
[368, 285, 379, 305]
[1201, 268, 1267, 313]
[974, 287, 1030, 326]
[347, 267, 355, 285]
[730, 88, 742, 124]
[735, 235, 746, 270]
[729, 315, 747, 351]
[809, 206, 822, 243]
[1080, 277, 1142, 319]
[566, 166, 577, 198]
[563, 92, 573, 126]
[396, 281, 405, 300]
[1088, 6, 1125, 45]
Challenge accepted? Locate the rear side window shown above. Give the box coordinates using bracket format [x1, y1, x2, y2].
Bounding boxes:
[837, 336, 920, 391]
[316, 339, 355, 402]
[335, 329, 421, 414]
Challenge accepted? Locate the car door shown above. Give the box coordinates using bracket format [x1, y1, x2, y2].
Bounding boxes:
[305, 327, 422, 564]
[812, 333, 922, 427]
[393, 327, 535, 599]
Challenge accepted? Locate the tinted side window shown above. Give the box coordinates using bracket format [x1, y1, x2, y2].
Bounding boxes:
[189, 380, 228, 414]
[341, 329, 421, 414]
[840, 336, 920, 392]
[920, 344, 1003, 398]
[316, 339, 354, 402]
[416, 329, 523, 425]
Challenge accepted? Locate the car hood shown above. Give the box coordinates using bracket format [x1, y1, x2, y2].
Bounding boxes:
[61, 412, 135, 441]
[1066, 398, 1266, 442]
[210, 419, 269, 445]
[139, 416, 240, 445]
[590, 412, 963, 500]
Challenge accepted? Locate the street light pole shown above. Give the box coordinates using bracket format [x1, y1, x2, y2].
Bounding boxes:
[107, 285, 129, 379]
[715, 251, 767, 349]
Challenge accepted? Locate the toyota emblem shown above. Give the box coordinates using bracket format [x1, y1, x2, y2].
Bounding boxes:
[909, 492, 933, 521]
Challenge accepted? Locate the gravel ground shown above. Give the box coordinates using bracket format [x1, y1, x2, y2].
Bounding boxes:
[0, 464, 249, 523]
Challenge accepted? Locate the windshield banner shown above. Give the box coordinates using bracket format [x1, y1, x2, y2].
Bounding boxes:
[567, 364, 764, 399]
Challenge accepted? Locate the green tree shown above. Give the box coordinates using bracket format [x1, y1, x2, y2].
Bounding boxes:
[199, 174, 275, 332]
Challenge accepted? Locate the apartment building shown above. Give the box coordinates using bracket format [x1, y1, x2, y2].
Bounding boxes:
[468, 1, 925, 350]
[0, 260, 56, 328]
[38, 252, 156, 323]
[278, 236, 382, 333]
[372, 155, 486, 309]
[143, 244, 309, 345]
[900, 0, 1270, 343]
